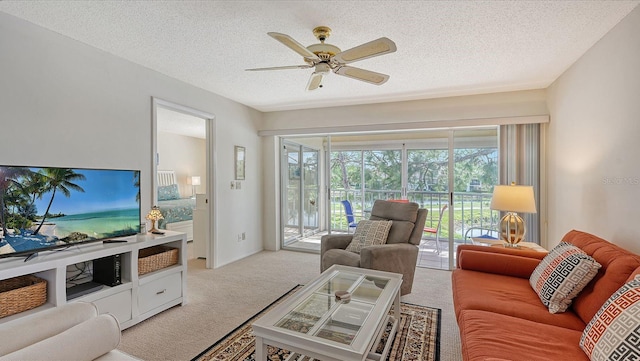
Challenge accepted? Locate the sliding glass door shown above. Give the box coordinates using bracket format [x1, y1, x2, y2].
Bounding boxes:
[329, 149, 402, 231]
[281, 129, 500, 265]
[449, 129, 499, 269]
[404, 129, 498, 269]
[281, 140, 320, 248]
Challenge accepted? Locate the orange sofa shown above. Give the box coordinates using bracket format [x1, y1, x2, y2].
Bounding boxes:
[452, 230, 640, 361]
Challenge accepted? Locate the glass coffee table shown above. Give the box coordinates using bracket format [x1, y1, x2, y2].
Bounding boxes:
[252, 265, 402, 361]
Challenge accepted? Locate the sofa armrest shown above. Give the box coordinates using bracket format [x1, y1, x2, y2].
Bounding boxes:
[0, 302, 98, 356]
[457, 248, 542, 279]
[0, 314, 121, 361]
[456, 245, 547, 263]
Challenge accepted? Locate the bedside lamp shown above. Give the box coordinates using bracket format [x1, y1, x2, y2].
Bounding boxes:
[146, 206, 164, 233]
[490, 182, 537, 247]
[191, 176, 201, 198]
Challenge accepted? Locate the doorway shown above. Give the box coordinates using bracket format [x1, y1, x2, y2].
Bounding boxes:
[152, 98, 216, 268]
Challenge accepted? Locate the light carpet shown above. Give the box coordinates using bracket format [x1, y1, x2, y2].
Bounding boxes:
[192, 285, 441, 361]
[119, 250, 462, 361]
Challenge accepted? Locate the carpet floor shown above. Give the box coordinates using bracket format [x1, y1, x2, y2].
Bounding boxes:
[193, 285, 441, 361]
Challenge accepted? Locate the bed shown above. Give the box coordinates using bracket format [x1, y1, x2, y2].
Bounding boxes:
[157, 170, 195, 241]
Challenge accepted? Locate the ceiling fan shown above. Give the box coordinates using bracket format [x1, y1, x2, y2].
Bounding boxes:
[246, 26, 397, 91]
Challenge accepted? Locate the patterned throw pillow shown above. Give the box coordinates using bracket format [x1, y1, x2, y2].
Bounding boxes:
[345, 220, 393, 254]
[158, 184, 181, 201]
[580, 275, 640, 361]
[529, 242, 601, 313]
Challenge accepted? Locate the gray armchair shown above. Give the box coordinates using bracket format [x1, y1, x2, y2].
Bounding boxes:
[321, 200, 427, 295]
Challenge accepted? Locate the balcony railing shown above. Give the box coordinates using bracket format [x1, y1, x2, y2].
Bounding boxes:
[330, 189, 499, 240]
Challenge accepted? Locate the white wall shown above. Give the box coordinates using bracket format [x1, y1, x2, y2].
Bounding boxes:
[546, 6, 640, 252]
[157, 132, 206, 198]
[0, 13, 263, 267]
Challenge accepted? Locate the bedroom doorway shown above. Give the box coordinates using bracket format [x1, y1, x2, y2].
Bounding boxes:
[152, 98, 216, 268]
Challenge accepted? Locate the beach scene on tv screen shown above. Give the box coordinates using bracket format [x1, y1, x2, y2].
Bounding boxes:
[0, 166, 141, 256]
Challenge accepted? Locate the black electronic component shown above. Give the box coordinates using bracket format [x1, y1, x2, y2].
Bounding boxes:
[66, 281, 104, 300]
[92, 254, 122, 287]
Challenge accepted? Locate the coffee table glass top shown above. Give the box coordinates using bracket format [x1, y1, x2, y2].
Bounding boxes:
[273, 270, 390, 345]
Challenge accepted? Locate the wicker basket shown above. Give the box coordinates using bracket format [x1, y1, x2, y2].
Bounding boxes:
[0, 275, 47, 318]
[138, 246, 179, 275]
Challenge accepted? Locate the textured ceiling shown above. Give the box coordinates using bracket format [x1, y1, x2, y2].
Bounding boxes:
[157, 107, 206, 139]
[1, 1, 638, 112]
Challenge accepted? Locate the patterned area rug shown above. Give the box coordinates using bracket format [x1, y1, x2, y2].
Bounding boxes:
[192, 285, 441, 361]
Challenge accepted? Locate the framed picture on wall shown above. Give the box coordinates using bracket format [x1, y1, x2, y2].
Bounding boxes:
[235, 146, 245, 180]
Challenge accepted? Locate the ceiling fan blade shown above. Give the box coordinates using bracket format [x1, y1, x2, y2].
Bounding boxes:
[334, 65, 390, 85]
[246, 65, 312, 71]
[306, 72, 325, 91]
[268, 32, 321, 62]
[333, 37, 397, 64]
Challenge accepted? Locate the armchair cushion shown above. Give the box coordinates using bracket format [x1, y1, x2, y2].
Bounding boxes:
[369, 200, 419, 245]
[345, 220, 392, 254]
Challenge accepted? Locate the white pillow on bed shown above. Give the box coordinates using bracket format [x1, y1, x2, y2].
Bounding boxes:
[158, 184, 181, 201]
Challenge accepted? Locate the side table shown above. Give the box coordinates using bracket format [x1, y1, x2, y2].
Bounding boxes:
[471, 237, 548, 253]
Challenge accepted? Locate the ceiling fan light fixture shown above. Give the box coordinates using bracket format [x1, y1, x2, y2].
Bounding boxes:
[314, 63, 331, 74]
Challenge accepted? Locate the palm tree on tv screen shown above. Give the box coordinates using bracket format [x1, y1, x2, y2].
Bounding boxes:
[22, 171, 48, 207]
[133, 171, 140, 204]
[0, 167, 30, 235]
[33, 168, 86, 235]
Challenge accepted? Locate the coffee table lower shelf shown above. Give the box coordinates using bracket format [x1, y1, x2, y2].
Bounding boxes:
[278, 315, 398, 361]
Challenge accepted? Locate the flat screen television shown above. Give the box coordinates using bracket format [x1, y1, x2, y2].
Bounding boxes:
[0, 165, 141, 259]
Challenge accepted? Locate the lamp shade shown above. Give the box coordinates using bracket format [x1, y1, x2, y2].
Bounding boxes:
[490, 184, 537, 214]
[191, 176, 201, 186]
[146, 206, 164, 221]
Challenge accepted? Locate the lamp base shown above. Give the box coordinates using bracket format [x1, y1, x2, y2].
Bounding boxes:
[148, 220, 159, 233]
[499, 212, 526, 246]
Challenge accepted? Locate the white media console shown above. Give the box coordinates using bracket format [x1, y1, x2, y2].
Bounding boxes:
[0, 231, 187, 329]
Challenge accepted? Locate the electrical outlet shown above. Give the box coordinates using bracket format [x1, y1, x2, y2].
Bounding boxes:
[236, 181, 241, 190]
[230, 181, 235, 189]
[242, 232, 246, 240]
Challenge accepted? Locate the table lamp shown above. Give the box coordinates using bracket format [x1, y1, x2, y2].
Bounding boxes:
[191, 176, 201, 198]
[490, 182, 537, 247]
[146, 206, 164, 233]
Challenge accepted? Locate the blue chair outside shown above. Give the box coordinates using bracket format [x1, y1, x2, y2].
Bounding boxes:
[464, 227, 500, 243]
[341, 200, 358, 233]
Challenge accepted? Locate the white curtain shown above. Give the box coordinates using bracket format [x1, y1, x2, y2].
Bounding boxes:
[499, 124, 541, 244]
